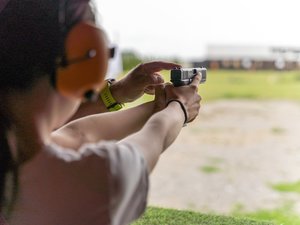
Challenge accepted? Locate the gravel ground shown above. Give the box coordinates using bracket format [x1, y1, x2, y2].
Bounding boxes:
[148, 100, 300, 215]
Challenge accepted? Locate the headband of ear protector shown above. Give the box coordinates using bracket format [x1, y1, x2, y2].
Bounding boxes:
[56, 1, 109, 100]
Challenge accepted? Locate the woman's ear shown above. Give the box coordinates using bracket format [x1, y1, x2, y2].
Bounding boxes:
[56, 22, 109, 100]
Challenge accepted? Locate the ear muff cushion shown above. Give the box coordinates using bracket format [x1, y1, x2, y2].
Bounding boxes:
[56, 22, 109, 99]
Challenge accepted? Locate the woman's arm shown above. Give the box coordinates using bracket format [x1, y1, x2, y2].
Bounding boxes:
[119, 101, 186, 172]
[51, 101, 157, 150]
[52, 74, 201, 174]
[118, 75, 202, 173]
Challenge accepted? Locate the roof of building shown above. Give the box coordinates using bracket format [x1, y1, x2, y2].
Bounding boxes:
[205, 45, 300, 61]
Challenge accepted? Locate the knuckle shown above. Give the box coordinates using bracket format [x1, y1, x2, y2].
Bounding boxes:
[138, 63, 148, 74]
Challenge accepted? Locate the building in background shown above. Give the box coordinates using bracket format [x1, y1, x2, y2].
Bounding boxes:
[192, 45, 300, 70]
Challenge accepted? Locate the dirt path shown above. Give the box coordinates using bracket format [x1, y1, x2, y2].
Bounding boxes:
[148, 100, 300, 214]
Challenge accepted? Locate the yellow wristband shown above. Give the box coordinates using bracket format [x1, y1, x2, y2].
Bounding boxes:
[100, 80, 123, 111]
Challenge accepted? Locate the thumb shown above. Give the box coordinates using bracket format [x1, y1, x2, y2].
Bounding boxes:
[164, 83, 174, 99]
[154, 84, 165, 99]
[154, 84, 166, 108]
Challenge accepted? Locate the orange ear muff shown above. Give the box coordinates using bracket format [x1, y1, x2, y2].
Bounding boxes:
[56, 22, 109, 100]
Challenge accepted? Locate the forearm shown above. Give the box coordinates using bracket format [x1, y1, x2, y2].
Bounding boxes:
[53, 101, 156, 148]
[119, 102, 185, 172]
[89, 102, 154, 141]
[68, 100, 108, 122]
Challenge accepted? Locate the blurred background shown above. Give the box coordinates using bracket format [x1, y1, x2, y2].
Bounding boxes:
[96, 0, 300, 224]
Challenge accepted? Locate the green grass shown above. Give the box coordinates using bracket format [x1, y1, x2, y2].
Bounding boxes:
[200, 157, 224, 173]
[132, 207, 274, 225]
[200, 165, 221, 173]
[200, 70, 300, 101]
[122, 70, 300, 108]
[233, 203, 300, 225]
[270, 127, 285, 134]
[271, 180, 300, 194]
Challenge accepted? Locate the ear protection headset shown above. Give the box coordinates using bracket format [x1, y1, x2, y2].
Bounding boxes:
[56, 0, 109, 101]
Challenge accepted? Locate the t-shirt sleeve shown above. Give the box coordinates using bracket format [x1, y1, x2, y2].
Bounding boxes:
[104, 142, 149, 225]
[45, 141, 149, 225]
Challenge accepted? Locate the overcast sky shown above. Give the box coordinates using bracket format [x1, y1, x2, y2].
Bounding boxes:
[96, 0, 300, 60]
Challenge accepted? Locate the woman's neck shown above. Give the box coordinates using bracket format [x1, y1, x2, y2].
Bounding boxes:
[7, 121, 45, 164]
[1, 80, 54, 164]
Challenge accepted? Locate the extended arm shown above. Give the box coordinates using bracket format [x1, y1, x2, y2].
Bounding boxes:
[51, 101, 157, 149]
[118, 75, 202, 172]
[119, 101, 185, 172]
[52, 75, 201, 174]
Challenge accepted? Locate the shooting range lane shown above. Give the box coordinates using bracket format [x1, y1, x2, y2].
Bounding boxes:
[148, 99, 300, 214]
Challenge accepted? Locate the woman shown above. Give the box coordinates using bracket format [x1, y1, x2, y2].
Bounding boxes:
[0, 0, 201, 224]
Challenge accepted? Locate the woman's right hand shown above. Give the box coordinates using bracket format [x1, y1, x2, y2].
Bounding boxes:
[164, 74, 202, 124]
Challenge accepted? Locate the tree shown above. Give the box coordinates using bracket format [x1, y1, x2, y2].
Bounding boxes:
[122, 50, 142, 71]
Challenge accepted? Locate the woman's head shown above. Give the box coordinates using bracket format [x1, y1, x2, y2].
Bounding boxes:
[0, 0, 108, 215]
[0, 0, 58, 90]
[0, 0, 108, 99]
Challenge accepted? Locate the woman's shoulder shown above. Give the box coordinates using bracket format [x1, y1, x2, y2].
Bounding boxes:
[45, 140, 118, 163]
[43, 141, 147, 173]
[20, 141, 149, 225]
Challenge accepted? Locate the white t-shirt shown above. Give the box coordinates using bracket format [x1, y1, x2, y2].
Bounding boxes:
[10, 141, 149, 225]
